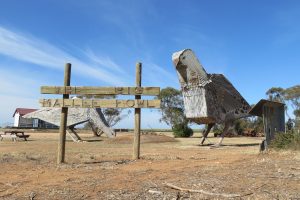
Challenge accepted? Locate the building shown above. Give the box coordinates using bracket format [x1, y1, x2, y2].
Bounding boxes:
[13, 108, 58, 128]
[249, 99, 285, 145]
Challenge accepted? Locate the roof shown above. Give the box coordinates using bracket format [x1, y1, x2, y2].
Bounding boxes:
[13, 108, 38, 117]
[249, 99, 285, 117]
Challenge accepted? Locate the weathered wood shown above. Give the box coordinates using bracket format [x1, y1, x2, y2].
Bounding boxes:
[249, 99, 285, 145]
[57, 63, 71, 164]
[38, 61, 161, 162]
[133, 62, 142, 160]
[24, 107, 115, 138]
[41, 86, 160, 96]
[39, 99, 160, 108]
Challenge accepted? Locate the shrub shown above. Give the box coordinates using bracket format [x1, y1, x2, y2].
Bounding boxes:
[172, 123, 193, 138]
[213, 124, 223, 137]
[270, 131, 300, 150]
[234, 119, 248, 135]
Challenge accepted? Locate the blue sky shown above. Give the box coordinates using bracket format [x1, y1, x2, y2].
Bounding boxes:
[0, 0, 299, 128]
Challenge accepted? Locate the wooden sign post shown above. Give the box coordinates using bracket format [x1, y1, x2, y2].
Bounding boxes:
[133, 63, 141, 159]
[40, 62, 160, 164]
[57, 63, 71, 164]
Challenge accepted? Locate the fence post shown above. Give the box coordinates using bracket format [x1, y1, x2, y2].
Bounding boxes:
[57, 63, 71, 164]
[133, 62, 141, 159]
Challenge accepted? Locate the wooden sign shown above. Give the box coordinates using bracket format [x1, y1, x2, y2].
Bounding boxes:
[43, 62, 161, 164]
[39, 99, 161, 108]
[41, 86, 160, 96]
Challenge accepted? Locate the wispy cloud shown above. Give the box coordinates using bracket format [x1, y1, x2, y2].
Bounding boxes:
[143, 62, 179, 88]
[84, 48, 125, 74]
[0, 26, 128, 86]
[0, 67, 40, 97]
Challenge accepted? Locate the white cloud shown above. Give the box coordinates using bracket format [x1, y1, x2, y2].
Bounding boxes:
[0, 26, 128, 86]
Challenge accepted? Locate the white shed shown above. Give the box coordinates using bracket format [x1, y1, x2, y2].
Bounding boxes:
[13, 108, 58, 128]
[13, 108, 37, 127]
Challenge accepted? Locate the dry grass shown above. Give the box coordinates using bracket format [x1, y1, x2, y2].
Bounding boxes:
[0, 131, 299, 199]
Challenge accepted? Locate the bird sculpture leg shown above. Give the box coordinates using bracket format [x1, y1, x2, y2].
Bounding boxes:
[201, 123, 214, 145]
[212, 122, 231, 148]
[68, 127, 82, 142]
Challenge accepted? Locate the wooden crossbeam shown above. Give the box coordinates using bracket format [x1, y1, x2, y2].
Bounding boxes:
[41, 86, 160, 96]
[39, 99, 161, 108]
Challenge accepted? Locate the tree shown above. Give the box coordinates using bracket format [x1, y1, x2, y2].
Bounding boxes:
[284, 85, 300, 129]
[157, 87, 193, 137]
[103, 108, 131, 127]
[266, 87, 285, 103]
[157, 87, 186, 126]
[284, 85, 300, 118]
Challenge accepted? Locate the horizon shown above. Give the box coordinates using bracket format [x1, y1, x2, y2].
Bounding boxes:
[0, 0, 299, 128]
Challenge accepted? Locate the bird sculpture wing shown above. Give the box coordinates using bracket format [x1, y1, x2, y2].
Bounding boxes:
[209, 74, 251, 121]
[23, 108, 89, 127]
[24, 108, 115, 138]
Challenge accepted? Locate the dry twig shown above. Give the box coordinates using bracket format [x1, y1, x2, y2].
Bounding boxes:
[164, 183, 241, 198]
[148, 190, 163, 195]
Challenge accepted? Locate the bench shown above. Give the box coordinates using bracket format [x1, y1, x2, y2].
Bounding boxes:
[1, 131, 30, 141]
[17, 134, 30, 141]
[0, 134, 17, 141]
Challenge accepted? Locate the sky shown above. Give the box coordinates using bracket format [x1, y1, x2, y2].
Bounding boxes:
[0, 0, 299, 128]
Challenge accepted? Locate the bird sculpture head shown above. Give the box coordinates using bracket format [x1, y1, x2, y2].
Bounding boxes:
[172, 49, 214, 124]
[172, 49, 209, 88]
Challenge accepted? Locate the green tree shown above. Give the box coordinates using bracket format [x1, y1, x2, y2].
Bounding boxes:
[157, 87, 193, 137]
[284, 85, 300, 118]
[266, 87, 285, 103]
[157, 87, 186, 126]
[284, 85, 300, 129]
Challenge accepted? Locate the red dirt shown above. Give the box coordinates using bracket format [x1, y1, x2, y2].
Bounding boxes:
[0, 132, 299, 199]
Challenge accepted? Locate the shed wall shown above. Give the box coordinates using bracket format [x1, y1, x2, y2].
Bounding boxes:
[263, 105, 285, 144]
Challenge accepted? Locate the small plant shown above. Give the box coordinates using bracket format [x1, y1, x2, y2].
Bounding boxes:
[172, 123, 193, 138]
[270, 131, 300, 150]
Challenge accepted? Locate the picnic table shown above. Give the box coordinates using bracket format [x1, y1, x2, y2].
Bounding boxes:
[0, 131, 30, 141]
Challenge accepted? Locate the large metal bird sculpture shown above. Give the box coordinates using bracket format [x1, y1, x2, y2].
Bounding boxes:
[172, 49, 251, 146]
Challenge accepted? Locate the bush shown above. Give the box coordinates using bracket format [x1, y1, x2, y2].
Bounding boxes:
[212, 124, 223, 137]
[234, 119, 248, 135]
[270, 131, 300, 151]
[172, 123, 193, 138]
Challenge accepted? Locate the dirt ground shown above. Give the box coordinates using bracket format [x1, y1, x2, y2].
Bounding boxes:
[0, 131, 299, 200]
